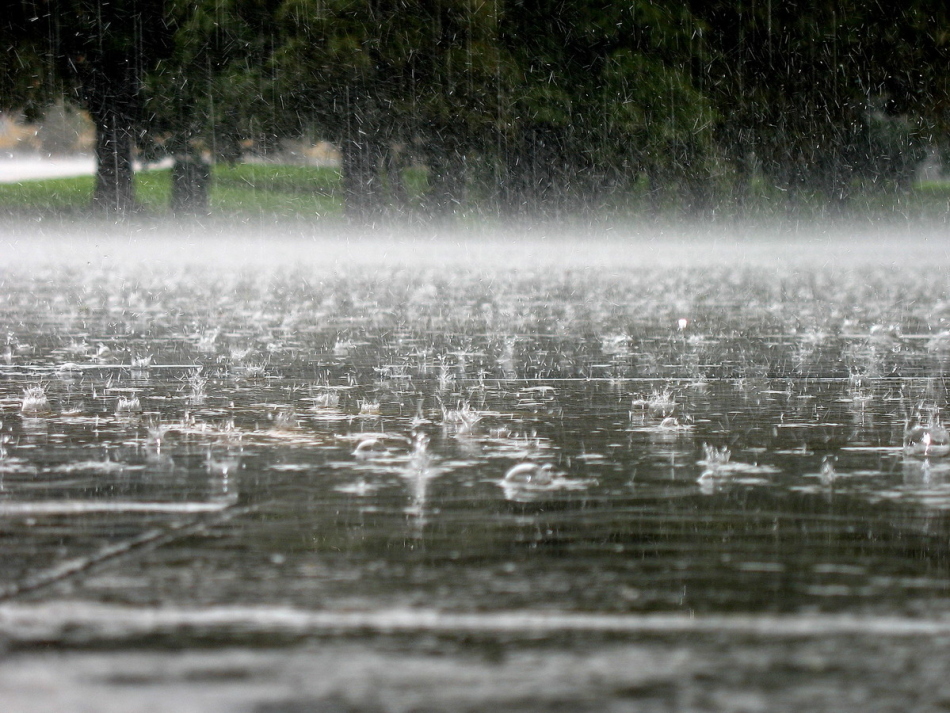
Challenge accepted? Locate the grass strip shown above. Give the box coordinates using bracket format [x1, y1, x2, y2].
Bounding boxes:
[0, 162, 947, 222]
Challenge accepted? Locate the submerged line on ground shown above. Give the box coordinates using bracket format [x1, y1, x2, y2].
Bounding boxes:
[3, 604, 950, 642]
[0, 502, 256, 603]
[0, 500, 235, 516]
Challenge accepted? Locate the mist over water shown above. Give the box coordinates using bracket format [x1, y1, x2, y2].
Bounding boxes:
[2, 216, 949, 272]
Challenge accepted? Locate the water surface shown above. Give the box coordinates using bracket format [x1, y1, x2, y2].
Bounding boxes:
[2, 220, 950, 709]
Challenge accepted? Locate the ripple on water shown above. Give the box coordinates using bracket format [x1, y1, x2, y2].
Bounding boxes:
[1, 260, 950, 618]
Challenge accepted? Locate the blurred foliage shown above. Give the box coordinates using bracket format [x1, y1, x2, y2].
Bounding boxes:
[141, 0, 284, 164]
[2, 1, 173, 211]
[1, 0, 948, 218]
[273, 0, 509, 216]
[692, 0, 949, 205]
[0, 3, 59, 121]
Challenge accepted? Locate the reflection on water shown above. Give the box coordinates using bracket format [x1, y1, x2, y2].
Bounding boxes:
[2, 258, 950, 619]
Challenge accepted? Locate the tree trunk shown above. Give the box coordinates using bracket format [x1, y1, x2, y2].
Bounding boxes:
[52, 0, 172, 215]
[171, 156, 212, 215]
[683, 142, 712, 217]
[425, 139, 466, 218]
[89, 100, 137, 213]
[341, 135, 383, 220]
[502, 125, 559, 217]
[80, 52, 140, 215]
[645, 161, 665, 215]
[731, 149, 752, 215]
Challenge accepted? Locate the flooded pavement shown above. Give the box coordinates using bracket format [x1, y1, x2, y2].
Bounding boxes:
[2, 220, 950, 710]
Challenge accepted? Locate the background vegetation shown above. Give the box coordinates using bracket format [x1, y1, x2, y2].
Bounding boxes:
[1, 0, 948, 220]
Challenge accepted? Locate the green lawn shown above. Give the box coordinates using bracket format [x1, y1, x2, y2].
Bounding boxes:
[0, 163, 347, 219]
[0, 174, 99, 212]
[0, 161, 947, 222]
[211, 164, 343, 218]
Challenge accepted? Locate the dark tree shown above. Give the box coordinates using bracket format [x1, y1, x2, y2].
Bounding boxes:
[276, 0, 506, 220]
[5, 0, 949, 220]
[49, 1, 172, 212]
[692, 0, 949, 208]
[141, 0, 285, 215]
[497, 0, 713, 216]
[0, 3, 58, 119]
[1, 2, 173, 214]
